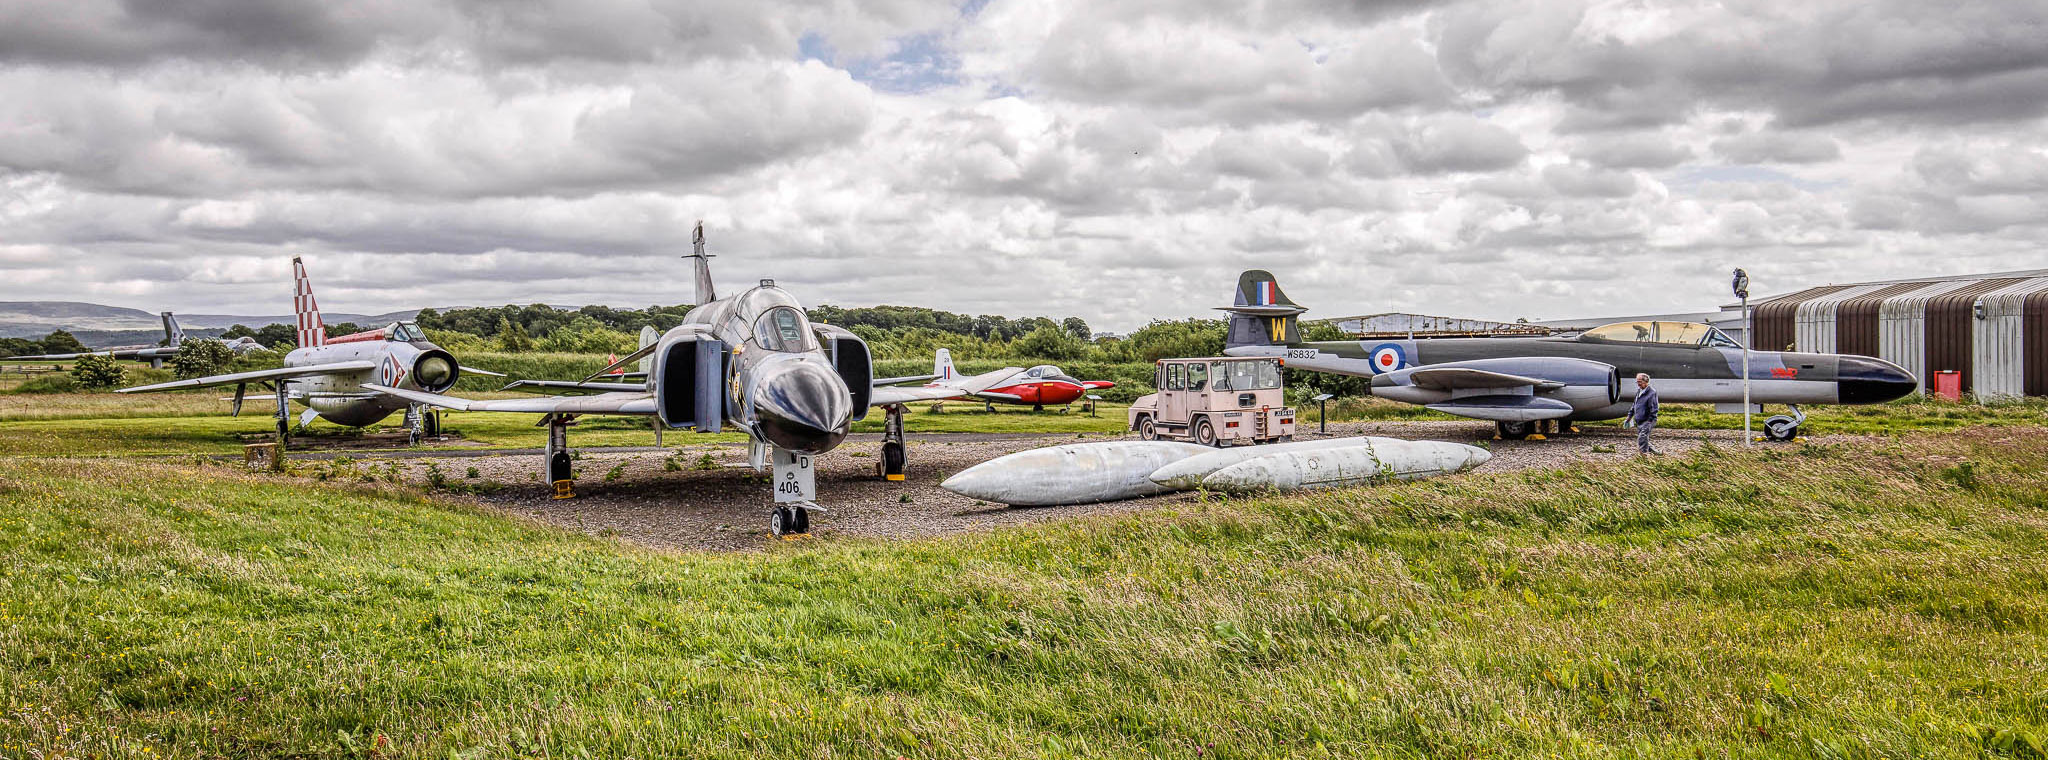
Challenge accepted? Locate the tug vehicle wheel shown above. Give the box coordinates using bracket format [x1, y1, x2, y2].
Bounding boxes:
[1194, 418, 1219, 447]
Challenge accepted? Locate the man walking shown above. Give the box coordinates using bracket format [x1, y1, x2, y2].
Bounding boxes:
[1626, 372, 1660, 455]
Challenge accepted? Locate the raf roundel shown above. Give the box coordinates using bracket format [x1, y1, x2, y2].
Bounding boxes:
[1368, 343, 1406, 374]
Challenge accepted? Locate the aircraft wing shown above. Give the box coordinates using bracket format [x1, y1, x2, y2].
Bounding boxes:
[461, 365, 507, 377]
[873, 373, 937, 386]
[871, 385, 970, 406]
[118, 361, 379, 393]
[364, 384, 657, 415]
[499, 380, 645, 396]
[11, 348, 154, 361]
[971, 390, 1026, 402]
[1405, 366, 1556, 391]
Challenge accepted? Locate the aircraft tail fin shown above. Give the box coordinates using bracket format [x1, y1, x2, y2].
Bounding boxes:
[1216, 269, 1306, 349]
[687, 221, 716, 306]
[934, 348, 956, 382]
[638, 326, 658, 375]
[161, 312, 185, 346]
[292, 257, 326, 349]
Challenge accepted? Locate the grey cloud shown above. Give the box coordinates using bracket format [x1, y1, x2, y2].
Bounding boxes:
[0, 0, 960, 69]
[0, 61, 874, 199]
[1434, 0, 2048, 130]
[1710, 132, 1841, 164]
[1386, 115, 1528, 174]
[1542, 164, 1639, 198]
[1575, 133, 1693, 169]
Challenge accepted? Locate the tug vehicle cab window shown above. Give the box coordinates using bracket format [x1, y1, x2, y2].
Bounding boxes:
[753, 307, 815, 352]
[1187, 362, 1207, 391]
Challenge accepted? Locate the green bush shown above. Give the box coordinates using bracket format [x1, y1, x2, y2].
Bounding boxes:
[72, 354, 125, 390]
[171, 338, 235, 379]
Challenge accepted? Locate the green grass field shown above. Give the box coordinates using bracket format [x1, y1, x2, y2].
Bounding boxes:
[2, 428, 2045, 757]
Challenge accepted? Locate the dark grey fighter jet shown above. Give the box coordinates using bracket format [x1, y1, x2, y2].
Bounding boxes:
[370, 227, 962, 536]
[1219, 270, 1918, 441]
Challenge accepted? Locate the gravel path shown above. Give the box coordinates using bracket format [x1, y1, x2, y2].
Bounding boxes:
[328, 421, 1755, 552]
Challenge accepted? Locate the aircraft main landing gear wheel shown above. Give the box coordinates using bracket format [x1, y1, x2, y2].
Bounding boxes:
[422, 411, 440, 437]
[1497, 420, 1534, 440]
[1763, 416, 1800, 442]
[1138, 416, 1157, 441]
[1194, 418, 1219, 447]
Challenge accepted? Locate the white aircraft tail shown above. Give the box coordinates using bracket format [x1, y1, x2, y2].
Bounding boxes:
[638, 326, 659, 374]
[934, 348, 957, 382]
[291, 257, 326, 348]
[161, 312, 186, 346]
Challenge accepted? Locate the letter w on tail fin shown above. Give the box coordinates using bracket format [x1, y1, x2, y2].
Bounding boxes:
[1216, 270, 1306, 349]
[292, 257, 326, 349]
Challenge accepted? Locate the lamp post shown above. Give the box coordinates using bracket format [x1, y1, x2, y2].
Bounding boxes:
[1732, 268, 1751, 447]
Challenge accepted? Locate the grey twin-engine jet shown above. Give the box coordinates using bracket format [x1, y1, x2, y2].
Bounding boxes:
[1219, 270, 1917, 440]
[118, 258, 501, 438]
[368, 224, 964, 536]
[12, 313, 265, 368]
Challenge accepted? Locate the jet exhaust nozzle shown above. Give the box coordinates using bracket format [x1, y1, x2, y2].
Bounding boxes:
[412, 350, 460, 392]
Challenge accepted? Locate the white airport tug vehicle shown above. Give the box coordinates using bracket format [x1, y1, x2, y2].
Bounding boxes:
[1128, 356, 1295, 446]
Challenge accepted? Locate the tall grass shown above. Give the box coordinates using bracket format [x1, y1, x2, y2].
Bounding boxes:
[2, 429, 2045, 757]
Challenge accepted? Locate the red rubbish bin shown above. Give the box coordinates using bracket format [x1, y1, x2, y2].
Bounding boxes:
[1931, 370, 1962, 401]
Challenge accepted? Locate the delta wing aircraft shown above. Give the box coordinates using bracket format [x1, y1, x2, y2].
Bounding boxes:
[118, 258, 502, 440]
[369, 224, 966, 536]
[1219, 270, 1917, 441]
[13, 313, 265, 367]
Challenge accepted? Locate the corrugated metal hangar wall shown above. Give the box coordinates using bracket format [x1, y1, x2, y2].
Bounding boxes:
[1751, 271, 2048, 399]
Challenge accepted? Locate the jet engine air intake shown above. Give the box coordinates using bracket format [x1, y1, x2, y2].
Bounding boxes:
[815, 325, 874, 420]
[655, 337, 724, 431]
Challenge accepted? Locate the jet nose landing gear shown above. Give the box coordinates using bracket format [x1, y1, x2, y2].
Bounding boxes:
[770, 504, 815, 538]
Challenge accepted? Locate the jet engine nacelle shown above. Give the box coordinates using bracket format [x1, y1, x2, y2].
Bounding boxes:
[1374, 356, 1620, 422]
[408, 348, 461, 393]
[651, 327, 725, 432]
[813, 324, 872, 421]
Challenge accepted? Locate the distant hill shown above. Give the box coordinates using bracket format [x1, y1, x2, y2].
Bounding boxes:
[0, 301, 419, 340]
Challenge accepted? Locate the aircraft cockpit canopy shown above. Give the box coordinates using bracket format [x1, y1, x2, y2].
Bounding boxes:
[387, 321, 427, 342]
[1580, 321, 1742, 349]
[753, 306, 817, 352]
[1025, 365, 1082, 383]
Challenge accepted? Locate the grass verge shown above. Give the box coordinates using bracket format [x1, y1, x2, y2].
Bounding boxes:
[2, 429, 2045, 757]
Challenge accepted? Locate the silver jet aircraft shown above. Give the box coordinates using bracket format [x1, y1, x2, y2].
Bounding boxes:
[12, 313, 265, 368]
[369, 225, 964, 536]
[1220, 270, 1917, 441]
[119, 258, 501, 439]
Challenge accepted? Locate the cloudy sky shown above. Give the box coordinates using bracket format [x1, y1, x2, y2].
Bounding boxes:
[2, 0, 2045, 330]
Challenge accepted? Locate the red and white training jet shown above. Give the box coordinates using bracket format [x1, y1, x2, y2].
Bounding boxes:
[895, 349, 1116, 411]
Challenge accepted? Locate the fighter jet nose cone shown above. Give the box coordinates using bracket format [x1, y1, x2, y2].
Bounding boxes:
[1837, 356, 1917, 404]
[755, 360, 852, 455]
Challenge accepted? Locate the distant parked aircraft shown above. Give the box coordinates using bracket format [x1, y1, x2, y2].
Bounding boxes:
[12, 313, 265, 368]
[914, 349, 1116, 411]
